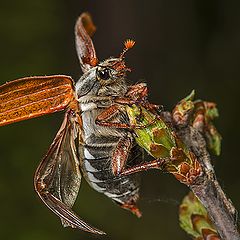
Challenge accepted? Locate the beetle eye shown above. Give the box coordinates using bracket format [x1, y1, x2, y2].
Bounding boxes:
[97, 68, 111, 80]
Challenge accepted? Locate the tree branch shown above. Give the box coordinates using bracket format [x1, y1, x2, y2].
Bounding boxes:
[176, 125, 239, 240]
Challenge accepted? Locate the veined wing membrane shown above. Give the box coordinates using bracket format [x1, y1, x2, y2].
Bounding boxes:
[0, 75, 74, 126]
[34, 110, 105, 235]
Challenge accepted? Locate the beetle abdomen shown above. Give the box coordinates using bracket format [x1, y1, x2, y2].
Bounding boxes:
[79, 105, 142, 215]
[81, 142, 141, 205]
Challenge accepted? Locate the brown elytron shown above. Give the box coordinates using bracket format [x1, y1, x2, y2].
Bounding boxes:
[0, 75, 74, 126]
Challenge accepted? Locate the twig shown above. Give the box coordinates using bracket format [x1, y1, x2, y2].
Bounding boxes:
[176, 124, 239, 240]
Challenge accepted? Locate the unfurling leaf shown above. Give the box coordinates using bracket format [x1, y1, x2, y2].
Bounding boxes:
[179, 192, 219, 240]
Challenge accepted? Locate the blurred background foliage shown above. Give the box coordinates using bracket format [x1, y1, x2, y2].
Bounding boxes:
[0, 0, 239, 239]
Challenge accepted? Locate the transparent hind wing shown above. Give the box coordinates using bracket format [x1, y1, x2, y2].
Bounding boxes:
[34, 110, 105, 235]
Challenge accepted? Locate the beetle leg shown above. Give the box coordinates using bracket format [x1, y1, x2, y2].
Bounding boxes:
[111, 136, 132, 175]
[118, 99, 162, 116]
[111, 138, 167, 185]
[96, 104, 159, 130]
[96, 104, 132, 129]
[120, 201, 142, 218]
[133, 116, 160, 129]
[143, 103, 164, 115]
[111, 136, 142, 217]
[114, 97, 136, 105]
[111, 151, 168, 217]
[119, 158, 169, 176]
[125, 83, 148, 100]
[115, 82, 163, 115]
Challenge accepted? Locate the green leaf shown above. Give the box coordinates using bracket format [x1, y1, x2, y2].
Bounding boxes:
[179, 192, 218, 239]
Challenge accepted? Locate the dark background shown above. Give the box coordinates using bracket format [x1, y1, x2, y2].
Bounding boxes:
[0, 1, 239, 239]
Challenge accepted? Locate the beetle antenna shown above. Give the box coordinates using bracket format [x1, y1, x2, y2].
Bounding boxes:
[120, 39, 135, 59]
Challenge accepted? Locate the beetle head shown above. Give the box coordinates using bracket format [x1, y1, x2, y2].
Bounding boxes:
[76, 50, 133, 99]
[75, 12, 135, 99]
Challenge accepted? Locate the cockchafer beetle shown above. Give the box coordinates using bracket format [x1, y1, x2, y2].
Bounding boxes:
[0, 13, 144, 234]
